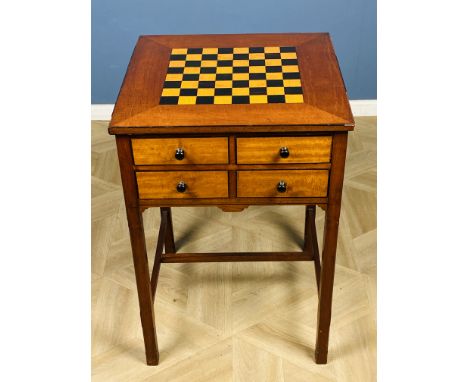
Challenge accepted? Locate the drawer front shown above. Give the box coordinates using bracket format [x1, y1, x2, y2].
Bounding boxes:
[236, 136, 332, 164]
[132, 138, 229, 165]
[136, 171, 228, 199]
[237, 170, 329, 198]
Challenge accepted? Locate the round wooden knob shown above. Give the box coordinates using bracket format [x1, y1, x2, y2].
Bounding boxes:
[175, 148, 185, 160]
[277, 180, 287, 193]
[176, 181, 186, 193]
[279, 147, 289, 158]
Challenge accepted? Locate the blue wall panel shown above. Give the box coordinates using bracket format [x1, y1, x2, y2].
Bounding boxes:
[92, 0, 376, 103]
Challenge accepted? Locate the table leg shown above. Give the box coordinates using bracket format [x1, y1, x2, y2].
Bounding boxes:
[315, 205, 340, 364]
[116, 136, 159, 365]
[161, 207, 175, 253]
[304, 206, 313, 254]
[314, 132, 348, 364]
[126, 206, 159, 365]
[304, 205, 321, 291]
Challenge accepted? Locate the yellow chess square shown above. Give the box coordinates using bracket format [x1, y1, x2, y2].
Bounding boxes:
[283, 79, 302, 87]
[280, 52, 297, 59]
[232, 88, 249, 96]
[233, 47, 249, 54]
[172, 48, 187, 54]
[249, 80, 267, 88]
[183, 67, 201, 74]
[165, 73, 183, 81]
[265, 59, 281, 66]
[186, 54, 202, 61]
[218, 53, 233, 60]
[202, 47, 218, 54]
[267, 87, 285, 96]
[249, 66, 266, 73]
[216, 66, 233, 74]
[249, 53, 265, 60]
[232, 73, 249, 81]
[233, 60, 249, 67]
[264, 46, 280, 53]
[181, 81, 198, 88]
[215, 80, 232, 88]
[250, 95, 268, 104]
[178, 96, 197, 105]
[266, 72, 283, 80]
[169, 60, 185, 68]
[282, 65, 299, 73]
[199, 73, 216, 81]
[201, 60, 217, 67]
[161, 88, 180, 97]
[214, 96, 232, 104]
[197, 88, 215, 96]
[285, 94, 304, 103]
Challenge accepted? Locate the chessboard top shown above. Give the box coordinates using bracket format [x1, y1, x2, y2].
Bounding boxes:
[109, 33, 354, 134]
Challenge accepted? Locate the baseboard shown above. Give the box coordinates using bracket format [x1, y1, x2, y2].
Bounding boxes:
[91, 100, 376, 121]
[91, 104, 115, 121]
[348, 100, 377, 117]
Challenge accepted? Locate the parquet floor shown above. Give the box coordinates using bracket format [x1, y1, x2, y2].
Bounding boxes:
[92, 117, 376, 381]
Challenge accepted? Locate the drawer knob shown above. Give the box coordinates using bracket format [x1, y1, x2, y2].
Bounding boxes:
[176, 181, 187, 193]
[175, 148, 185, 160]
[279, 147, 289, 158]
[277, 180, 287, 193]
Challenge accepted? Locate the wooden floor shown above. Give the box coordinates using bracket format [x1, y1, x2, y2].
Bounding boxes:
[92, 117, 376, 382]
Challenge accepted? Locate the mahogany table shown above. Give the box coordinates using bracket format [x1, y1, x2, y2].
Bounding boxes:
[108, 33, 354, 365]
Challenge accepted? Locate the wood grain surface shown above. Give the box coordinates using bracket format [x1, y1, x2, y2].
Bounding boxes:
[132, 137, 228, 165]
[237, 170, 329, 198]
[237, 136, 332, 164]
[136, 171, 228, 199]
[108, 33, 354, 134]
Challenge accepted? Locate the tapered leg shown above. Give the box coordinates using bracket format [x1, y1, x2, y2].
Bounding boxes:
[151, 209, 168, 298]
[125, 206, 159, 365]
[304, 205, 321, 291]
[315, 205, 340, 364]
[315, 133, 348, 364]
[161, 207, 175, 253]
[116, 136, 159, 365]
[304, 206, 313, 254]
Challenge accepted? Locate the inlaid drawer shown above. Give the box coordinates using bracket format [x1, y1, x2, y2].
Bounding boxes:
[132, 138, 229, 165]
[237, 170, 329, 198]
[136, 171, 229, 199]
[236, 136, 332, 164]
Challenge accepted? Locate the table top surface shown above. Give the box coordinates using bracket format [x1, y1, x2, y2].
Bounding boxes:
[109, 33, 354, 134]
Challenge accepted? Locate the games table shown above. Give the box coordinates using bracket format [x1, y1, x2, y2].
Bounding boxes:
[108, 33, 354, 365]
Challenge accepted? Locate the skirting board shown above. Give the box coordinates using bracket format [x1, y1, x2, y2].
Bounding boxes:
[91, 100, 376, 121]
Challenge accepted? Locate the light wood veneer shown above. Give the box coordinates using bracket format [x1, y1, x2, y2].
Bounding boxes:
[237, 170, 329, 198]
[136, 171, 229, 199]
[236, 136, 332, 164]
[132, 137, 228, 165]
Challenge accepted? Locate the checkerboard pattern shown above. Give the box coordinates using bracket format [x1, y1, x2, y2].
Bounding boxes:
[159, 46, 304, 105]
